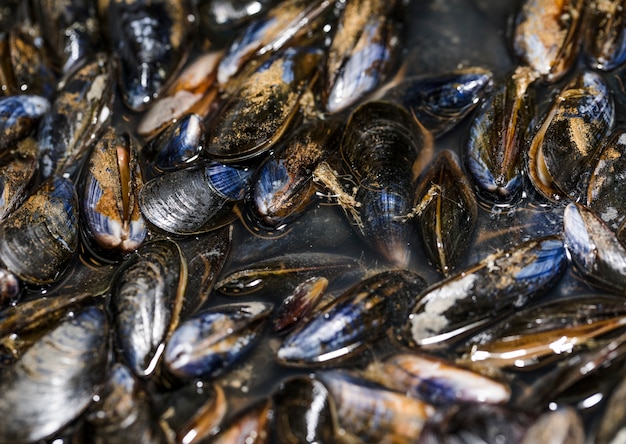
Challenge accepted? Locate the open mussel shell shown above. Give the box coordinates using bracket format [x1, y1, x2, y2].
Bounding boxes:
[0, 94, 49, 151]
[564, 202, 626, 295]
[383, 67, 494, 138]
[528, 71, 614, 202]
[216, 0, 337, 85]
[322, 0, 402, 114]
[414, 150, 477, 275]
[100, 0, 195, 111]
[162, 301, 273, 381]
[37, 52, 115, 180]
[365, 353, 511, 406]
[205, 46, 323, 164]
[465, 66, 536, 200]
[0, 175, 78, 285]
[272, 376, 337, 443]
[80, 363, 169, 443]
[458, 294, 626, 370]
[111, 239, 187, 378]
[0, 136, 38, 222]
[0, 305, 109, 442]
[242, 118, 343, 234]
[277, 270, 427, 366]
[512, 0, 584, 82]
[81, 126, 146, 256]
[32, 0, 101, 74]
[316, 370, 435, 443]
[341, 100, 429, 268]
[401, 235, 567, 348]
[139, 160, 251, 235]
[584, 0, 626, 71]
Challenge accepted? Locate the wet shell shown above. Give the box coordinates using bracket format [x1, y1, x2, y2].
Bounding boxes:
[137, 51, 222, 138]
[273, 276, 328, 332]
[38, 53, 115, 180]
[0, 94, 49, 151]
[82, 126, 146, 255]
[317, 370, 434, 443]
[366, 353, 511, 405]
[0, 24, 56, 99]
[32, 0, 101, 74]
[0, 176, 78, 285]
[272, 376, 337, 443]
[341, 101, 429, 268]
[0, 136, 38, 221]
[383, 67, 494, 138]
[81, 363, 169, 443]
[522, 407, 584, 444]
[0, 306, 109, 442]
[100, 0, 195, 111]
[175, 384, 228, 444]
[563, 202, 626, 294]
[458, 294, 626, 369]
[277, 270, 427, 366]
[112, 239, 187, 377]
[402, 235, 567, 348]
[209, 398, 273, 444]
[205, 46, 323, 163]
[465, 66, 536, 200]
[513, 0, 584, 82]
[528, 71, 614, 202]
[163, 301, 273, 381]
[414, 150, 477, 275]
[216, 252, 364, 296]
[139, 161, 252, 235]
[587, 128, 626, 231]
[323, 0, 402, 114]
[243, 118, 343, 234]
[216, 0, 337, 85]
[584, 0, 626, 71]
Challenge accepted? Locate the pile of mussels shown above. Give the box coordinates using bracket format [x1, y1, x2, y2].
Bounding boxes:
[5, 0, 626, 442]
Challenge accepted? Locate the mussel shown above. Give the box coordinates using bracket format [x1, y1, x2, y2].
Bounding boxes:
[0, 175, 78, 285]
[414, 150, 477, 275]
[0, 136, 38, 221]
[277, 270, 426, 366]
[139, 160, 252, 235]
[339, 100, 429, 268]
[401, 235, 567, 348]
[99, 0, 195, 111]
[0, 94, 49, 151]
[322, 0, 403, 113]
[205, 46, 323, 163]
[584, 0, 626, 71]
[37, 53, 115, 179]
[528, 71, 614, 202]
[465, 66, 536, 200]
[513, 0, 584, 82]
[0, 306, 109, 442]
[111, 239, 187, 377]
[81, 126, 146, 256]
